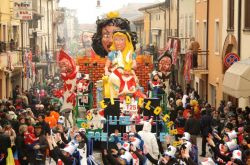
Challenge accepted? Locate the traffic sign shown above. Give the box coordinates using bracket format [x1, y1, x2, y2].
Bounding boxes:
[224, 52, 240, 68]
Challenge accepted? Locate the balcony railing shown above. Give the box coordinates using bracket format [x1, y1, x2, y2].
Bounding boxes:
[0, 41, 18, 53]
[190, 50, 209, 74]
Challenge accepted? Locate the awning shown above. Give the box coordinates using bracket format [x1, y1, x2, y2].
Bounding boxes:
[223, 58, 250, 98]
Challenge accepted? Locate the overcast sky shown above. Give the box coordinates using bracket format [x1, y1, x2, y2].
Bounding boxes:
[59, 0, 164, 24]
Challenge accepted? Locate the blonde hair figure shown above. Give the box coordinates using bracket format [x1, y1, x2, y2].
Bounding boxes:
[104, 30, 137, 99]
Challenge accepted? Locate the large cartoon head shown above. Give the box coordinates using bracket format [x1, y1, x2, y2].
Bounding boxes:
[92, 11, 137, 57]
[59, 50, 76, 80]
[158, 50, 172, 73]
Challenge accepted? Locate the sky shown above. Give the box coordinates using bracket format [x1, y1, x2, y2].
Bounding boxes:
[59, 0, 164, 24]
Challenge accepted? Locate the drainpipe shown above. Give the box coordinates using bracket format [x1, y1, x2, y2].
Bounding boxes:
[47, 0, 50, 52]
[177, 0, 179, 37]
[238, 0, 241, 57]
[206, 0, 209, 102]
[169, 0, 171, 36]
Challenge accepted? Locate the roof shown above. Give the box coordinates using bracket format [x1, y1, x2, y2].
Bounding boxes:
[138, 2, 167, 11]
[131, 16, 144, 22]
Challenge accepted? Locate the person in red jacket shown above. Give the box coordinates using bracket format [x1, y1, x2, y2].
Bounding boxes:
[24, 125, 39, 147]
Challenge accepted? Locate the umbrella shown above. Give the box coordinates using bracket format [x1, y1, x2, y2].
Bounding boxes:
[223, 58, 250, 98]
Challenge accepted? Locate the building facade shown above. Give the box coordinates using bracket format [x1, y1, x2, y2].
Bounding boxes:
[0, 0, 23, 99]
[207, 0, 224, 108]
[0, 0, 60, 100]
[139, 2, 167, 50]
[222, 0, 250, 107]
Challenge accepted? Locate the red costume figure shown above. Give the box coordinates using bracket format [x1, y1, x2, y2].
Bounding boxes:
[24, 126, 39, 145]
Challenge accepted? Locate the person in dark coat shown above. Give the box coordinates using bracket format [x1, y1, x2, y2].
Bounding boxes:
[37, 114, 50, 135]
[27, 123, 48, 165]
[0, 126, 11, 165]
[46, 134, 80, 165]
[200, 109, 212, 157]
[184, 110, 200, 145]
[16, 125, 29, 165]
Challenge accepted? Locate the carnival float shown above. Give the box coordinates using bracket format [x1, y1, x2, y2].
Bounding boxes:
[53, 12, 180, 149]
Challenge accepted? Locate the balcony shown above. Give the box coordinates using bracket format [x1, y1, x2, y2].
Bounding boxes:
[190, 50, 209, 75]
[0, 51, 22, 72]
[0, 41, 19, 53]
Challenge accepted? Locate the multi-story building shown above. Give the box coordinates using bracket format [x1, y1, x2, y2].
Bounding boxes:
[222, 0, 250, 108]
[139, 2, 168, 50]
[0, 0, 60, 99]
[29, 0, 59, 85]
[178, 0, 196, 89]
[0, 0, 23, 98]
[57, 8, 79, 55]
[207, 0, 224, 107]
[191, 0, 209, 103]
[132, 16, 144, 53]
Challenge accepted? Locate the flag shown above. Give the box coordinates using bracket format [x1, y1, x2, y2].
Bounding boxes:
[183, 51, 192, 82]
[172, 39, 179, 65]
[165, 38, 172, 51]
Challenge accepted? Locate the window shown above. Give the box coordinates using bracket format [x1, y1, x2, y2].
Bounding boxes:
[214, 21, 219, 53]
[245, 0, 250, 29]
[3, 25, 6, 42]
[0, 25, 1, 41]
[189, 14, 193, 37]
[196, 21, 199, 42]
[203, 21, 207, 50]
[185, 14, 188, 36]
[227, 0, 234, 30]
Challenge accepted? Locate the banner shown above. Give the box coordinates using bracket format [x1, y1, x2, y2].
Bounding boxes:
[183, 51, 192, 82]
[13, 0, 33, 20]
[172, 39, 179, 65]
[24, 51, 32, 78]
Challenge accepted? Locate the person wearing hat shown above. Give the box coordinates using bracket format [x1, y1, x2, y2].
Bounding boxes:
[228, 150, 244, 165]
[177, 142, 197, 165]
[138, 120, 159, 165]
[103, 141, 133, 165]
[46, 134, 80, 165]
[144, 145, 178, 165]
[207, 135, 233, 164]
[200, 157, 215, 165]
[26, 122, 48, 164]
[147, 70, 165, 99]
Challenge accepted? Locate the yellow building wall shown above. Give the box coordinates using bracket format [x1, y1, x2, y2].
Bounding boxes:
[0, 0, 22, 99]
[195, 0, 207, 50]
[0, 0, 11, 99]
[0, 0, 11, 41]
[144, 13, 150, 46]
[207, 0, 223, 108]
